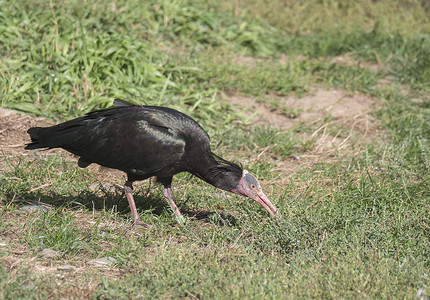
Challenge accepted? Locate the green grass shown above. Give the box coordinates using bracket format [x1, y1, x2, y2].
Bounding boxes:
[1, 0, 430, 298]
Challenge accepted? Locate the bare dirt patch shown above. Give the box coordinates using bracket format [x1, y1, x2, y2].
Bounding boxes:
[228, 89, 379, 131]
[226, 88, 386, 176]
[0, 108, 54, 171]
[0, 108, 52, 148]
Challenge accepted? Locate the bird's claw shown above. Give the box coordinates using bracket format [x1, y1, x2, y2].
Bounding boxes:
[133, 219, 152, 229]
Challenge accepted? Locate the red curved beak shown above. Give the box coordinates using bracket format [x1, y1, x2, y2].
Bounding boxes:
[254, 190, 279, 217]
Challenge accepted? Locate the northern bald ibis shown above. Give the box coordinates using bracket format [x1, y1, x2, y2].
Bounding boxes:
[25, 99, 278, 227]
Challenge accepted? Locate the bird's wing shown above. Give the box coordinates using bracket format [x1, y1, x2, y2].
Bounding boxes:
[64, 108, 186, 174]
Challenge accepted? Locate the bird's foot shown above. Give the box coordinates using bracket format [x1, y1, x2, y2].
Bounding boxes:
[132, 219, 152, 229]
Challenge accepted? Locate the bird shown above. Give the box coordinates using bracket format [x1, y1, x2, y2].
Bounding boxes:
[25, 99, 279, 227]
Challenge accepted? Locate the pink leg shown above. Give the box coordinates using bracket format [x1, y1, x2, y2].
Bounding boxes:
[124, 181, 150, 228]
[163, 184, 186, 223]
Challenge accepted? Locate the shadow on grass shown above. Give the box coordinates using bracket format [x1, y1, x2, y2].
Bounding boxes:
[5, 189, 238, 226]
[180, 208, 238, 226]
[6, 189, 166, 218]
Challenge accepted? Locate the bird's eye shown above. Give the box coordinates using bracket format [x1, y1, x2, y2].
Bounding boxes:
[250, 184, 256, 189]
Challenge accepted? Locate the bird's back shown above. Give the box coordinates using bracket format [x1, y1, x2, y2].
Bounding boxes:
[26, 103, 211, 179]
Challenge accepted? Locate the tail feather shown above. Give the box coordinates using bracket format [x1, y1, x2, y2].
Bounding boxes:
[25, 127, 43, 150]
[25, 123, 83, 150]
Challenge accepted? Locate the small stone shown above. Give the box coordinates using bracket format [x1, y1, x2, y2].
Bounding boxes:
[87, 256, 116, 267]
[417, 288, 428, 300]
[20, 203, 50, 214]
[39, 248, 60, 259]
[292, 154, 301, 160]
[21, 282, 35, 290]
[89, 183, 99, 191]
[0, 241, 6, 247]
[57, 264, 75, 271]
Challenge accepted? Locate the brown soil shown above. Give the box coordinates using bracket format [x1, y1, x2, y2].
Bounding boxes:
[0, 108, 50, 152]
[226, 88, 386, 182]
[229, 89, 378, 130]
[0, 108, 54, 171]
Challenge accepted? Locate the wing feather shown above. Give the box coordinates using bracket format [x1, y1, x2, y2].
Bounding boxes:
[62, 108, 186, 175]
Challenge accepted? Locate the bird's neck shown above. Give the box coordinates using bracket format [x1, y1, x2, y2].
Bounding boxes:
[190, 152, 242, 192]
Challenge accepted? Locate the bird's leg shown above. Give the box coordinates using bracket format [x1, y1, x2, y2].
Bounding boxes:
[124, 181, 150, 229]
[163, 184, 186, 224]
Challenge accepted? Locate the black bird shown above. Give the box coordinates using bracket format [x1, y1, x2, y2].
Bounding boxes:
[25, 99, 279, 227]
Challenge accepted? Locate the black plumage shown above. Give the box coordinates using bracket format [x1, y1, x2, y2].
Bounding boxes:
[26, 99, 278, 226]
